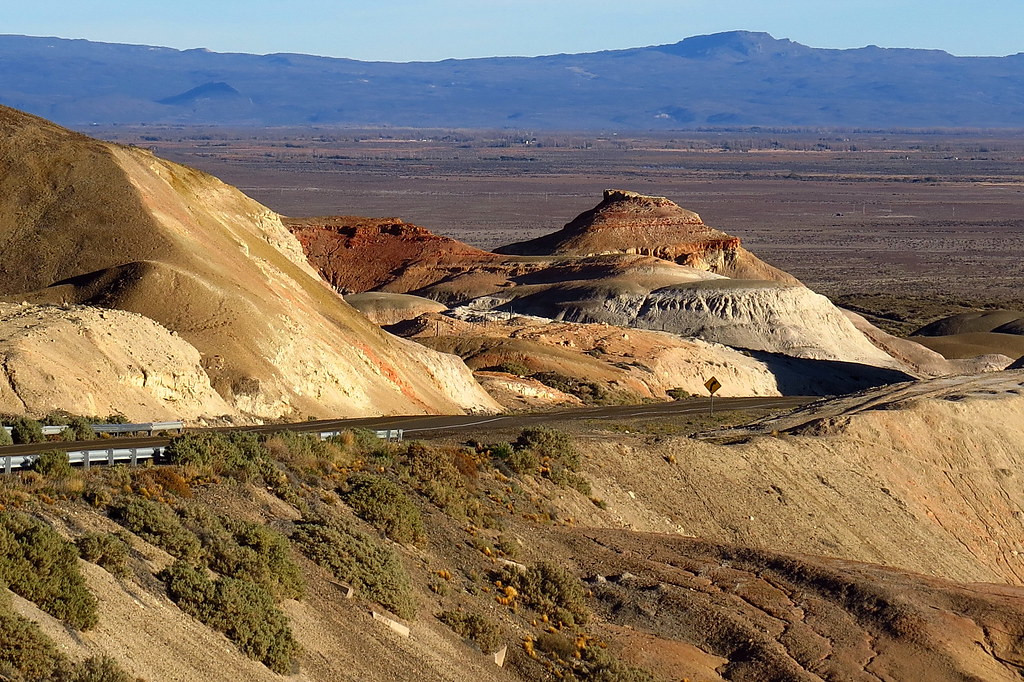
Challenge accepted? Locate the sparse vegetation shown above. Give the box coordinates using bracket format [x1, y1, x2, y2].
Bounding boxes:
[342, 473, 424, 544]
[108, 497, 201, 560]
[76, 532, 131, 577]
[160, 560, 298, 674]
[500, 561, 589, 627]
[438, 610, 502, 653]
[292, 515, 416, 618]
[0, 512, 98, 629]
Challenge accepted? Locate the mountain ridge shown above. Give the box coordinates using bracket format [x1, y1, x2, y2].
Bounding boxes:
[4, 31, 1024, 128]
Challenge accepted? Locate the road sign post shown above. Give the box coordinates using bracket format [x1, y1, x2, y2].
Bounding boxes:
[704, 376, 722, 416]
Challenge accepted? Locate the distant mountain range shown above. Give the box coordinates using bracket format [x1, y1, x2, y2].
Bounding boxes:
[2, 31, 1023, 129]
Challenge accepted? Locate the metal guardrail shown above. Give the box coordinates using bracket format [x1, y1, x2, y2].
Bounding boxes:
[3, 446, 165, 474]
[318, 428, 403, 442]
[0, 427, 402, 473]
[4, 421, 185, 437]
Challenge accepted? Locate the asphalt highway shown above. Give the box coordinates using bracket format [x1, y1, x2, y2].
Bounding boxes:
[0, 396, 814, 457]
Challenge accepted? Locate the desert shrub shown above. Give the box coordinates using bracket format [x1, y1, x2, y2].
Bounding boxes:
[76, 532, 131, 577]
[0, 512, 98, 629]
[10, 418, 45, 445]
[69, 655, 138, 682]
[666, 387, 692, 401]
[515, 427, 579, 469]
[483, 361, 530, 376]
[181, 506, 304, 600]
[31, 451, 73, 478]
[576, 646, 655, 682]
[102, 413, 129, 424]
[0, 426, 12, 446]
[0, 588, 68, 681]
[500, 561, 588, 627]
[160, 561, 297, 674]
[399, 442, 479, 516]
[165, 431, 265, 478]
[264, 430, 353, 475]
[342, 474, 424, 544]
[108, 497, 201, 560]
[60, 416, 97, 442]
[292, 515, 416, 618]
[438, 610, 502, 653]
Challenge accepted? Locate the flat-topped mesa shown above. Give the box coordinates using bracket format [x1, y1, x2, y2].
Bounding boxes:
[496, 189, 798, 283]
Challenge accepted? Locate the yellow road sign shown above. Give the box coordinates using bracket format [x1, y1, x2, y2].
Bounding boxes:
[704, 376, 722, 395]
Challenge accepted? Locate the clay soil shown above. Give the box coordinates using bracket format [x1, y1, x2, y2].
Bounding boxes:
[94, 126, 1024, 333]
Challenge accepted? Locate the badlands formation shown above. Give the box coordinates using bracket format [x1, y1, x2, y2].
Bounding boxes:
[0, 106, 498, 421]
[290, 188, 1014, 408]
[0, 103, 1016, 421]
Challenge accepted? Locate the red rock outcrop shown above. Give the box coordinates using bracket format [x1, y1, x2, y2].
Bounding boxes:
[496, 189, 798, 283]
[285, 216, 502, 294]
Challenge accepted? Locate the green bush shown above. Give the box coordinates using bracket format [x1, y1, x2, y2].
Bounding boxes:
[109, 498, 201, 560]
[61, 417, 97, 442]
[76, 532, 131, 577]
[438, 610, 502, 653]
[666, 387, 692, 401]
[0, 588, 68, 681]
[10, 418, 45, 445]
[0, 426, 12, 447]
[0, 512, 98, 630]
[165, 431, 266, 478]
[576, 646, 655, 682]
[342, 474, 424, 544]
[161, 561, 297, 674]
[515, 427, 579, 470]
[181, 506, 304, 600]
[69, 655, 138, 682]
[292, 515, 416, 618]
[31, 450, 74, 478]
[500, 561, 589, 627]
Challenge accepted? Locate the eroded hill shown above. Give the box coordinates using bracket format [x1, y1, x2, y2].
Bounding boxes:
[0, 106, 498, 420]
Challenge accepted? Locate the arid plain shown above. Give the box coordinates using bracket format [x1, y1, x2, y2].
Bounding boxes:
[96, 126, 1024, 333]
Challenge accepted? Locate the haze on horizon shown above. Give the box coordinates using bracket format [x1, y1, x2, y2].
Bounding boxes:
[3, 0, 1024, 62]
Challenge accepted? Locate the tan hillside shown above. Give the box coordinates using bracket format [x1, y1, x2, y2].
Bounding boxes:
[0, 303, 232, 421]
[6, 373, 1023, 681]
[495, 189, 799, 283]
[0, 105, 498, 419]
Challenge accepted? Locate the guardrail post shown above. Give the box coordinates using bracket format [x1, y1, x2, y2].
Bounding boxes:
[130, 448, 138, 466]
[4, 456, 10, 475]
[108, 449, 115, 466]
[83, 452, 90, 471]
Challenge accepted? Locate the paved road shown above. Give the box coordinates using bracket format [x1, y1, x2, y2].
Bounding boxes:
[0, 396, 814, 457]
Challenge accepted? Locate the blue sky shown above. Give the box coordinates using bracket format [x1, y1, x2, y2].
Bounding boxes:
[3, 0, 1022, 61]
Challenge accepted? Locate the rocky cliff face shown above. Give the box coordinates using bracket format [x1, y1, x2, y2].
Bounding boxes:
[496, 189, 799, 283]
[0, 105, 499, 420]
